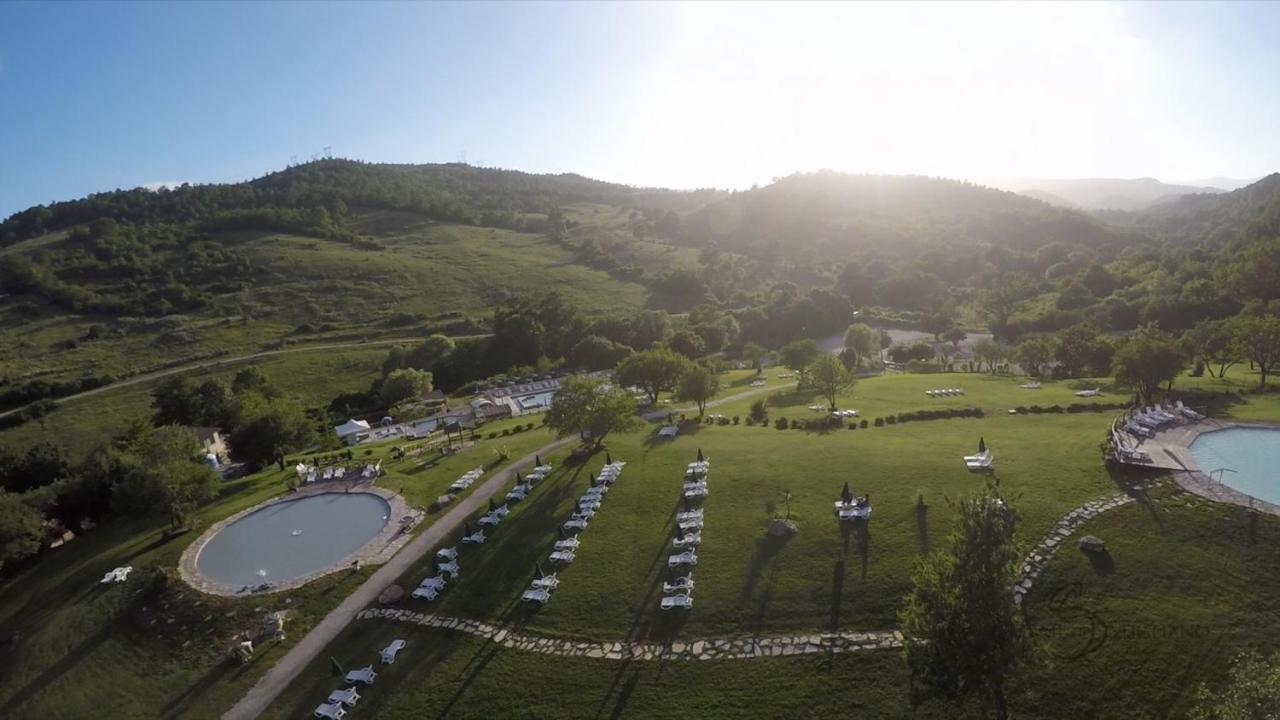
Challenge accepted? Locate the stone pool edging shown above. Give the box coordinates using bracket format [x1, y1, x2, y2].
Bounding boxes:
[1143, 420, 1280, 517]
[356, 608, 903, 660]
[179, 483, 419, 597]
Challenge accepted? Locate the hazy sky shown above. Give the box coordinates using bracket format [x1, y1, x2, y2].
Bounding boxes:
[2, 1, 1278, 217]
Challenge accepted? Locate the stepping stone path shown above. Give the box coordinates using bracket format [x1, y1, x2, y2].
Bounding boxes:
[1012, 481, 1159, 605]
[356, 609, 902, 661]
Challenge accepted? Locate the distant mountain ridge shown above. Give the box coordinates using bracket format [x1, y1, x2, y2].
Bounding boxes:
[989, 177, 1225, 212]
[1098, 172, 1280, 245]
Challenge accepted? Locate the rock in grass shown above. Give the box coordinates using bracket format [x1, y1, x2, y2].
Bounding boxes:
[1078, 535, 1106, 553]
[378, 584, 405, 604]
[766, 519, 798, 537]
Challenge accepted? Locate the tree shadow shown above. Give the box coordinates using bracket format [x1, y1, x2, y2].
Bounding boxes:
[915, 502, 930, 555]
[854, 521, 871, 580]
[0, 623, 114, 716]
[160, 656, 245, 718]
[626, 496, 685, 642]
[828, 559, 846, 633]
[741, 533, 791, 598]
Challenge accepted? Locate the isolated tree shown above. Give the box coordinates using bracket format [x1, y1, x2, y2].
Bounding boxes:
[808, 353, 855, 411]
[0, 489, 43, 571]
[1232, 315, 1280, 389]
[980, 273, 1035, 340]
[843, 323, 879, 367]
[545, 375, 639, 447]
[1185, 319, 1240, 379]
[1053, 325, 1103, 378]
[380, 368, 433, 406]
[943, 326, 968, 350]
[231, 366, 276, 398]
[1190, 650, 1280, 720]
[406, 333, 456, 371]
[972, 338, 1003, 373]
[779, 339, 820, 385]
[676, 365, 720, 416]
[616, 348, 690, 404]
[921, 312, 955, 343]
[742, 342, 768, 375]
[1014, 337, 1055, 378]
[229, 399, 315, 471]
[1112, 325, 1186, 403]
[900, 480, 1026, 720]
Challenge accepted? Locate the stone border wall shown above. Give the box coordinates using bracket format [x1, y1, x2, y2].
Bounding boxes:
[357, 608, 902, 660]
[1148, 421, 1280, 517]
[179, 483, 419, 597]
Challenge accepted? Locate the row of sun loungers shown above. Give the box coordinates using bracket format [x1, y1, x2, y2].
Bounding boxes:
[833, 481, 872, 521]
[314, 639, 406, 718]
[449, 467, 485, 493]
[664, 453, 708, 611]
[524, 460, 624, 606]
[926, 388, 964, 397]
[1074, 388, 1101, 397]
[1019, 382, 1041, 389]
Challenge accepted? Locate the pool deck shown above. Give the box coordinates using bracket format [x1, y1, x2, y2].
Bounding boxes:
[178, 482, 419, 596]
[1136, 418, 1280, 516]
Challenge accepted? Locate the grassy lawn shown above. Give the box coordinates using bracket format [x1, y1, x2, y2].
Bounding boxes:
[0, 425, 562, 720]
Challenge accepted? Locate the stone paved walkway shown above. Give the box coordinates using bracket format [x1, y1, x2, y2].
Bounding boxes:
[357, 608, 903, 660]
[1011, 485, 1158, 604]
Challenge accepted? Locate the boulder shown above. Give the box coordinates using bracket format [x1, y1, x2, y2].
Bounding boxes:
[378, 584, 406, 605]
[766, 518, 799, 537]
[1078, 535, 1106, 553]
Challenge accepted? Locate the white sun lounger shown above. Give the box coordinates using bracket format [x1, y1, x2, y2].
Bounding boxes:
[577, 498, 602, 511]
[684, 486, 709, 498]
[522, 588, 551, 605]
[327, 687, 361, 708]
[963, 449, 991, 463]
[344, 666, 377, 685]
[531, 573, 559, 590]
[965, 455, 994, 472]
[563, 519, 588, 532]
[678, 518, 704, 533]
[677, 509, 704, 522]
[314, 701, 348, 719]
[554, 538, 580, 551]
[462, 529, 487, 544]
[418, 574, 447, 590]
[478, 513, 502, 528]
[837, 505, 871, 521]
[1175, 400, 1204, 420]
[410, 586, 438, 601]
[1074, 388, 1101, 397]
[663, 575, 694, 593]
[436, 546, 458, 562]
[668, 551, 697, 567]
[572, 508, 596, 521]
[661, 594, 693, 610]
[673, 533, 701, 548]
[549, 550, 576, 565]
[437, 560, 461, 577]
[380, 639, 406, 664]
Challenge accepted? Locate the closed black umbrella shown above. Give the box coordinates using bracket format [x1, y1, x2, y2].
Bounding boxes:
[464, 522, 474, 536]
[697, 448, 705, 462]
[978, 437, 987, 453]
[683, 495, 692, 512]
[488, 497, 497, 512]
[534, 563, 545, 580]
[589, 472, 597, 487]
[514, 471, 522, 484]
[331, 656, 345, 677]
[432, 557, 440, 574]
[841, 482, 853, 505]
[536, 455, 543, 466]
[606, 451, 613, 465]
[557, 525, 567, 540]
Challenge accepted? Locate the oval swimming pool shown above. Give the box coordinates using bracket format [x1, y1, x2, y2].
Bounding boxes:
[195, 493, 390, 590]
[1189, 427, 1280, 505]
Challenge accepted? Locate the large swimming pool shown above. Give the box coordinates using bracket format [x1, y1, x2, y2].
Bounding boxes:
[195, 493, 390, 591]
[1189, 427, 1280, 505]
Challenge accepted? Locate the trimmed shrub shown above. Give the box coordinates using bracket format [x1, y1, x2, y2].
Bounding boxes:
[745, 417, 755, 426]
[874, 417, 884, 427]
[732, 416, 740, 425]
[848, 422, 857, 430]
[860, 419, 869, 428]
[886, 415, 898, 424]
[775, 417, 789, 430]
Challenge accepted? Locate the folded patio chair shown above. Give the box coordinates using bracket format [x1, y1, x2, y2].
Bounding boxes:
[344, 666, 377, 685]
[522, 588, 551, 605]
[314, 701, 348, 719]
[327, 687, 360, 708]
[668, 551, 698, 567]
[380, 639, 407, 664]
[660, 594, 693, 610]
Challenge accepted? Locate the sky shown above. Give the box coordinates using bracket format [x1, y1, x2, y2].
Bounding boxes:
[2, 1, 1279, 218]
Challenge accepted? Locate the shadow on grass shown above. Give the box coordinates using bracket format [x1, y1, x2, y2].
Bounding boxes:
[741, 532, 791, 599]
[855, 521, 871, 580]
[915, 502, 930, 555]
[1083, 549, 1115, 576]
[641, 422, 703, 449]
[0, 623, 114, 716]
[829, 559, 846, 632]
[1107, 466, 1166, 529]
[626, 495, 686, 642]
[160, 656, 246, 719]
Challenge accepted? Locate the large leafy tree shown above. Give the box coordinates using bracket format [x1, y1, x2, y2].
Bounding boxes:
[112, 426, 219, 530]
[980, 273, 1035, 340]
[567, 335, 632, 371]
[229, 398, 315, 471]
[676, 365, 720, 417]
[900, 480, 1026, 720]
[842, 323, 879, 368]
[616, 348, 690, 404]
[742, 342, 768, 375]
[545, 375, 639, 448]
[1014, 336, 1055, 378]
[1112, 325, 1186, 403]
[808, 353, 854, 411]
[778, 339, 820, 385]
[1232, 315, 1280, 389]
[1054, 325, 1104, 378]
[379, 368, 433, 406]
[1184, 318, 1241, 379]
[0, 489, 44, 571]
[668, 330, 706, 359]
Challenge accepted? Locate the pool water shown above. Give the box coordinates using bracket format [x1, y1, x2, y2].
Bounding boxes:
[1189, 427, 1280, 505]
[196, 493, 390, 590]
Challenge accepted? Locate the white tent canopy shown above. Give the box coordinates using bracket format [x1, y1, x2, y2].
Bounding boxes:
[334, 418, 371, 438]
